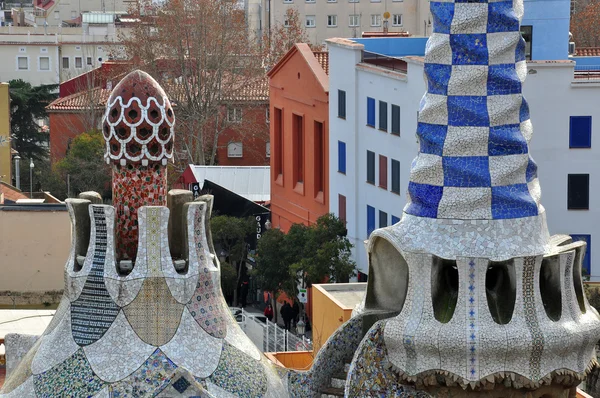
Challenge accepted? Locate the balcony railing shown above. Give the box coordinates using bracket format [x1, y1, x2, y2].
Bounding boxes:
[574, 65, 600, 80]
[362, 51, 408, 74]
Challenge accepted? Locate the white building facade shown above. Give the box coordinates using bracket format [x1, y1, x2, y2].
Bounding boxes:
[328, 38, 600, 280]
[0, 23, 128, 86]
[261, 0, 431, 46]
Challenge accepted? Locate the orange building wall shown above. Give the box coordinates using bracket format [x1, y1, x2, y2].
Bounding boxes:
[269, 52, 329, 231]
[49, 113, 89, 163]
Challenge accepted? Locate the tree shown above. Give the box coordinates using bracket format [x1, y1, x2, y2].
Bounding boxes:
[121, 0, 266, 170]
[260, 8, 314, 71]
[9, 80, 57, 161]
[255, 214, 356, 305]
[55, 130, 111, 198]
[571, 1, 600, 47]
[210, 215, 255, 306]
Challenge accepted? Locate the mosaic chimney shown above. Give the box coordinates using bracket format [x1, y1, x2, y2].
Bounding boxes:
[351, 0, 600, 397]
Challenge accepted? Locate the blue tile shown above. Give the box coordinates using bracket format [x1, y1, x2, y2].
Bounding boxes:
[425, 64, 452, 95]
[488, 124, 528, 155]
[515, 37, 526, 62]
[431, 2, 455, 34]
[443, 156, 491, 187]
[491, 184, 538, 219]
[418, 123, 448, 156]
[406, 182, 443, 218]
[519, 97, 530, 122]
[487, 64, 521, 95]
[450, 34, 488, 65]
[487, 1, 520, 33]
[448, 96, 489, 126]
[526, 157, 537, 183]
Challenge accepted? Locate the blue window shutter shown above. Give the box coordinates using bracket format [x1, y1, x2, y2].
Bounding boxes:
[570, 116, 592, 148]
[367, 205, 375, 236]
[391, 215, 400, 224]
[367, 97, 375, 127]
[338, 141, 346, 174]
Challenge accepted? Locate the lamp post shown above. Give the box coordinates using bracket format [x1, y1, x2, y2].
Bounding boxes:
[14, 155, 20, 190]
[29, 158, 34, 198]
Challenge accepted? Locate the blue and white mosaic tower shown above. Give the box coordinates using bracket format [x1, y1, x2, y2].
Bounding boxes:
[354, 0, 600, 396]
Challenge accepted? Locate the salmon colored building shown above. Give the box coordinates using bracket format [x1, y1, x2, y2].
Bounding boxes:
[267, 44, 329, 231]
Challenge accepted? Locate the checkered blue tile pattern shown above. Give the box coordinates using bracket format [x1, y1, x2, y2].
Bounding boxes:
[405, 0, 542, 220]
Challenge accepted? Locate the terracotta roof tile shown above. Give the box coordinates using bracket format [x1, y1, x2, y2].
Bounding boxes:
[46, 87, 111, 111]
[0, 182, 28, 203]
[48, 76, 268, 112]
[575, 47, 600, 57]
[313, 51, 329, 75]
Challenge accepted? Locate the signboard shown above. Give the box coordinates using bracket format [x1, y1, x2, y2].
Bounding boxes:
[190, 182, 201, 199]
[298, 288, 308, 304]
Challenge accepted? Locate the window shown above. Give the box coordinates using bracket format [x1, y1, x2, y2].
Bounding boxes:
[349, 14, 360, 26]
[17, 56, 28, 70]
[391, 159, 400, 194]
[75, 56, 83, 68]
[392, 14, 402, 26]
[379, 155, 387, 189]
[314, 121, 324, 195]
[391, 215, 400, 224]
[71, 10, 77, 19]
[54, 10, 59, 19]
[227, 142, 243, 158]
[568, 174, 589, 210]
[306, 0, 315, 3]
[334, 90, 346, 120]
[521, 25, 533, 60]
[339, 195, 347, 223]
[274, 108, 283, 177]
[305, 15, 316, 28]
[349, 0, 359, 3]
[39, 56, 50, 71]
[284, 19, 291, 27]
[284, 0, 293, 3]
[391, 104, 400, 135]
[40, 47, 48, 53]
[367, 150, 375, 184]
[367, 205, 375, 236]
[379, 100, 387, 131]
[266, 142, 271, 158]
[570, 116, 592, 148]
[370, 14, 381, 27]
[367, 97, 375, 127]
[327, 15, 337, 27]
[62, 57, 69, 69]
[293, 114, 304, 184]
[570, 234, 592, 275]
[338, 141, 346, 174]
[328, 0, 337, 2]
[87, 57, 93, 66]
[266, 108, 270, 124]
[379, 210, 387, 228]
[227, 108, 242, 122]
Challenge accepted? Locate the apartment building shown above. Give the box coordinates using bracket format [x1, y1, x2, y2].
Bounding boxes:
[25, 0, 132, 27]
[265, 0, 431, 45]
[0, 19, 129, 86]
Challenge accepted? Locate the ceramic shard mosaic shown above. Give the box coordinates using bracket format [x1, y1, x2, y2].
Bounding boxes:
[357, 0, 600, 395]
[0, 70, 289, 398]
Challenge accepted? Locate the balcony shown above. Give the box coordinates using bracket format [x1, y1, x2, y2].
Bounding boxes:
[361, 50, 407, 74]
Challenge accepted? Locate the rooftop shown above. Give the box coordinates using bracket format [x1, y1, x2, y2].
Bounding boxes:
[187, 165, 270, 203]
[0, 182, 28, 204]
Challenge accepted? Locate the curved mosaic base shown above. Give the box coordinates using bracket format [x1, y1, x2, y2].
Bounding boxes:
[377, 210, 549, 261]
[362, 234, 600, 390]
[0, 199, 288, 398]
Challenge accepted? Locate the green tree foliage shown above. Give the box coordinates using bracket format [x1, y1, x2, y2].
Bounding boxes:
[9, 80, 57, 161]
[220, 262, 238, 305]
[211, 215, 255, 305]
[255, 214, 356, 300]
[55, 130, 111, 198]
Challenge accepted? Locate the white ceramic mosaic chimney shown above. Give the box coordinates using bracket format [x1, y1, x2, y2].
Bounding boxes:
[356, 0, 600, 396]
